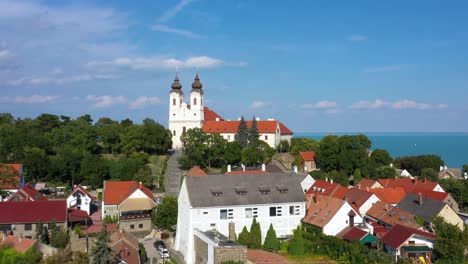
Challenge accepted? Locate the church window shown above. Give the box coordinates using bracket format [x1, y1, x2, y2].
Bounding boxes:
[173, 130, 176, 136]
[265, 135, 268, 140]
[172, 98, 176, 106]
[194, 113, 196, 116]
[194, 98, 197, 105]
[183, 127, 186, 134]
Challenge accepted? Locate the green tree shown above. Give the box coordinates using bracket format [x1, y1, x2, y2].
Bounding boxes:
[277, 140, 290, 153]
[463, 164, 468, 175]
[263, 224, 280, 251]
[152, 196, 177, 230]
[290, 138, 319, 155]
[249, 218, 262, 249]
[439, 178, 468, 211]
[80, 155, 110, 189]
[234, 116, 249, 147]
[179, 128, 210, 169]
[288, 226, 304, 255]
[432, 217, 466, 263]
[50, 230, 69, 249]
[375, 166, 397, 179]
[370, 149, 392, 166]
[36, 221, 44, 242]
[353, 169, 362, 185]
[91, 224, 112, 264]
[241, 146, 258, 166]
[139, 243, 147, 264]
[224, 141, 242, 165]
[336, 135, 371, 175]
[394, 155, 444, 176]
[132, 167, 153, 189]
[247, 117, 260, 146]
[316, 135, 339, 172]
[23, 146, 49, 182]
[329, 170, 349, 186]
[421, 167, 439, 182]
[237, 226, 250, 246]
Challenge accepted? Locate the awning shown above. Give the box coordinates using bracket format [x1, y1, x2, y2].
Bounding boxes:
[360, 234, 379, 244]
[401, 246, 432, 252]
[118, 198, 156, 212]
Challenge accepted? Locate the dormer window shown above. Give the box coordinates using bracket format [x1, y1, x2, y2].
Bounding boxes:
[210, 188, 223, 196]
[258, 185, 270, 194]
[234, 185, 247, 195]
[276, 184, 288, 193]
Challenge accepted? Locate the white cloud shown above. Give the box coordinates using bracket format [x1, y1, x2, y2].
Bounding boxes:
[350, 99, 448, 110]
[87, 56, 244, 71]
[3, 74, 118, 86]
[0, 95, 59, 104]
[86, 95, 127, 108]
[0, 49, 12, 59]
[151, 24, 200, 38]
[249, 101, 270, 109]
[364, 65, 402, 73]
[348, 34, 368, 42]
[157, 0, 194, 23]
[301, 100, 338, 109]
[129, 96, 162, 109]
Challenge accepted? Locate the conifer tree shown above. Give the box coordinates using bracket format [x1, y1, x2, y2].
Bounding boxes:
[91, 224, 112, 264]
[249, 218, 262, 249]
[248, 116, 260, 146]
[237, 226, 250, 246]
[263, 224, 280, 251]
[288, 226, 304, 255]
[35, 221, 44, 242]
[235, 116, 249, 148]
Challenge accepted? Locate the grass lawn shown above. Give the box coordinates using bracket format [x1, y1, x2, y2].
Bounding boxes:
[149, 155, 168, 192]
[285, 254, 337, 263]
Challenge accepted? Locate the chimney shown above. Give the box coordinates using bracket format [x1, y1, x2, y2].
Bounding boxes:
[313, 191, 319, 204]
[293, 166, 298, 174]
[215, 117, 220, 121]
[366, 187, 369, 192]
[123, 247, 129, 257]
[325, 177, 328, 182]
[227, 165, 231, 173]
[228, 222, 236, 241]
[304, 166, 308, 172]
[261, 164, 266, 172]
[357, 184, 361, 190]
[385, 204, 388, 211]
[423, 177, 427, 183]
[241, 164, 245, 171]
[330, 179, 333, 184]
[412, 176, 418, 183]
[419, 193, 423, 206]
[139, 182, 142, 188]
[444, 165, 448, 170]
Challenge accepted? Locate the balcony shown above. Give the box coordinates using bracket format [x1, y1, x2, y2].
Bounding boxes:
[120, 210, 152, 220]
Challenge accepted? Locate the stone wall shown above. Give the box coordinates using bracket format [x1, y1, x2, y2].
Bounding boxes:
[120, 218, 153, 234]
[12, 222, 66, 240]
[214, 245, 247, 264]
[194, 236, 208, 264]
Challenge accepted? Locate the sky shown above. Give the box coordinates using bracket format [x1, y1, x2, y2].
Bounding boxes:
[0, 0, 467, 132]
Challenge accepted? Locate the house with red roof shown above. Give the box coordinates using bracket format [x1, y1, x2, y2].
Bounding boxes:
[7, 184, 47, 202]
[298, 151, 317, 172]
[343, 188, 380, 216]
[378, 177, 445, 193]
[368, 187, 407, 206]
[408, 189, 459, 212]
[109, 229, 140, 264]
[186, 166, 208, 177]
[365, 201, 421, 230]
[102, 181, 156, 234]
[167, 74, 293, 148]
[341, 227, 379, 245]
[67, 184, 96, 215]
[0, 234, 37, 253]
[355, 178, 383, 190]
[0, 163, 23, 201]
[0, 200, 67, 239]
[381, 224, 436, 263]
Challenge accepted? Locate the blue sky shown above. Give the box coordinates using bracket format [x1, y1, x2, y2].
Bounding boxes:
[0, 0, 467, 132]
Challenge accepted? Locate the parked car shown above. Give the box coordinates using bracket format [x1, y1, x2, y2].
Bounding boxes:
[154, 240, 166, 252]
[159, 248, 170, 258]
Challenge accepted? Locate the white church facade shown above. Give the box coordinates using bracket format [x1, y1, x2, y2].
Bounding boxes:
[168, 74, 293, 149]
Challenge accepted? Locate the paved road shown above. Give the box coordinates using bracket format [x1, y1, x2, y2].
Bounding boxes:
[165, 150, 183, 197]
[140, 238, 159, 264]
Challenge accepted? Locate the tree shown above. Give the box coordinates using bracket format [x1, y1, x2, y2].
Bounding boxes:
[152, 196, 177, 230]
[288, 226, 304, 255]
[132, 167, 153, 189]
[375, 166, 397, 179]
[329, 170, 348, 186]
[23, 146, 49, 182]
[290, 138, 319, 155]
[224, 141, 242, 165]
[263, 224, 280, 251]
[241, 147, 258, 166]
[139, 243, 147, 264]
[50, 230, 69, 249]
[234, 116, 249, 147]
[353, 169, 362, 185]
[420, 168, 438, 182]
[247, 117, 260, 146]
[237, 226, 250, 246]
[91, 224, 112, 264]
[432, 217, 466, 263]
[277, 140, 290, 153]
[370, 149, 392, 166]
[439, 178, 468, 211]
[336, 135, 371, 175]
[394, 155, 444, 176]
[316, 135, 340, 172]
[249, 218, 262, 249]
[463, 164, 468, 175]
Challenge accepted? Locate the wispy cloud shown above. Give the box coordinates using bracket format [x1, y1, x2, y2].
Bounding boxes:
[151, 24, 200, 38]
[157, 0, 194, 23]
[4, 74, 118, 86]
[87, 56, 246, 71]
[364, 65, 403, 73]
[350, 99, 448, 110]
[348, 34, 368, 42]
[249, 101, 270, 109]
[0, 49, 12, 59]
[0, 95, 59, 104]
[86, 95, 127, 108]
[301, 100, 338, 109]
[129, 96, 162, 109]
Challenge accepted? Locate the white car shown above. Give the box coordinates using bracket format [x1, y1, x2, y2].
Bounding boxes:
[159, 248, 170, 258]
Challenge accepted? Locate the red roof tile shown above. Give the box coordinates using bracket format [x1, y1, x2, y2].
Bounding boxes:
[369, 187, 407, 204]
[203, 107, 224, 121]
[378, 178, 441, 193]
[382, 224, 436, 249]
[343, 227, 368, 241]
[344, 188, 374, 209]
[103, 181, 154, 205]
[203, 120, 279, 134]
[186, 166, 207, 176]
[7, 184, 47, 202]
[279, 122, 293, 135]
[331, 186, 349, 199]
[0, 235, 37, 253]
[410, 189, 448, 201]
[306, 180, 341, 196]
[299, 151, 316, 161]
[356, 178, 380, 190]
[68, 208, 90, 222]
[0, 200, 67, 223]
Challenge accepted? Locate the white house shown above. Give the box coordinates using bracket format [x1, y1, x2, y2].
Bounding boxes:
[299, 174, 315, 193]
[168, 73, 293, 149]
[303, 193, 363, 236]
[174, 172, 306, 264]
[67, 185, 95, 215]
[344, 188, 380, 216]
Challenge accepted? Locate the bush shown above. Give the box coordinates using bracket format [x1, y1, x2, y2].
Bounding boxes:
[288, 226, 304, 255]
[237, 226, 250, 246]
[263, 224, 280, 252]
[249, 218, 262, 249]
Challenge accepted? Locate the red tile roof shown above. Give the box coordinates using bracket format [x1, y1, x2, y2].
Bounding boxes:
[344, 188, 374, 209]
[203, 107, 224, 121]
[279, 122, 293, 135]
[0, 235, 37, 253]
[203, 120, 280, 134]
[186, 166, 207, 176]
[331, 186, 349, 199]
[247, 249, 288, 264]
[71, 184, 96, 200]
[103, 181, 154, 205]
[7, 184, 47, 202]
[356, 178, 380, 190]
[306, 180, 341, 196]
[382, 224, 436, 249]
[0, 200, 67, 223]
[378, 178, 441, 193]
[369, 187, 407, 204]
[0, 163, 21, 189]
[68, 208, 90, 222]
[342, 227, 368, 241]
[299, 151, 316, 161]
[409, 189, 448, 201]
[110, 230, 140, 264]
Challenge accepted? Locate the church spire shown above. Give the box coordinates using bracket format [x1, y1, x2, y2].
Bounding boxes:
[191, 71, 203, 91]
[171, 71, 183, 93]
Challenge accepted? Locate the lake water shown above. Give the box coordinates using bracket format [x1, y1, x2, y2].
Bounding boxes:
[295, 133, 468, 168]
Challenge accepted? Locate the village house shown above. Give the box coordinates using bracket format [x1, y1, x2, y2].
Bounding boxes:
[102, 181, 157, 234]
[438, 166, 463, 179]
[397, 193, 464, 230]
[378, 178, 445, 193]
[365, 201, 421, 230]
[303, 192, 363, 236]
[341, 227, 379, 245]
[175, 172, 306, 264]
[168, 74, 293, 149]
[298, 151, 317, 172]
[7, 184, 47, 202]
[368, 187, 407, 206]
[306, 179, 349, 199]
[0, 200, 67, 239]
[109, 229, 140, 264]
[356, 178, 383, 190]
[67, 184, 96, 216]
[381, 224, 436, 263]
[343, 188, 380, 216]
[408, 189, 459, 213]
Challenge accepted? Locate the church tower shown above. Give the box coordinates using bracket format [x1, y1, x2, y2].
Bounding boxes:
[168, 73, 205, 149]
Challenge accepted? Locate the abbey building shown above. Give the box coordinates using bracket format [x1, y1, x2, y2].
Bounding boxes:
[168, 73, 293, 149]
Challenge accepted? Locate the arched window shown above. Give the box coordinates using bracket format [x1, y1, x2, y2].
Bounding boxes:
[172, 98, 176, 106]
[194, 98, 197, 105]
[173, 130, 176, 136]
[183, 127, 186, 134]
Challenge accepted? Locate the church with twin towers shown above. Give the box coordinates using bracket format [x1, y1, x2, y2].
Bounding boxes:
[168, 73, 294, 149]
